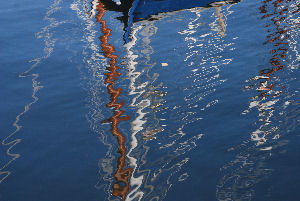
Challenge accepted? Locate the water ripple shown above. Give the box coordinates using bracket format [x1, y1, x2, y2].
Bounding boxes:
[0, 0, 64, 184]
[216, 0, 299, 200]
[122, 3, 237, 200]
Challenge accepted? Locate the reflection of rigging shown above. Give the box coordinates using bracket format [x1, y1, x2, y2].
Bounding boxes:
[96, 2, 132, 200]
[244, 0, 298, 145]
[257, 0, 290, 93]
[217, 0, 299, 200]
[0, 0, 63, 184]
[211, 1, 228, 37]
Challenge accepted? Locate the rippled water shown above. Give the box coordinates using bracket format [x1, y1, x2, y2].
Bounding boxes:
[0, 0, 299, 200]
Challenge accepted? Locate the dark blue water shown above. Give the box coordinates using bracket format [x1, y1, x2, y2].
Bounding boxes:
[0, 0, 299, 200]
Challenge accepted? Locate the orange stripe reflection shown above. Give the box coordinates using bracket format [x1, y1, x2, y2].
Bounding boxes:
[257, 0, 298, 95]
[96, 2, 132, 200]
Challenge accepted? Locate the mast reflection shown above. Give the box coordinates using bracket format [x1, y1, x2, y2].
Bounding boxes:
[96, 2, 132, 200]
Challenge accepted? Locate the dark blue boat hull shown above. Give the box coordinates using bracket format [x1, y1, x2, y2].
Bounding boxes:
[133, 0, 225, 20]
[101, 0, 239, 42]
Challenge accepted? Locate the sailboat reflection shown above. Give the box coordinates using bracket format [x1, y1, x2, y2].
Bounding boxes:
[217, 0, 299, 200]
[75, 0, 240, 200]
[124, 2, 239, 201]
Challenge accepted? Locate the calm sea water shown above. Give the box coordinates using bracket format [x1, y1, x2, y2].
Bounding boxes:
[0, 0, 299, 200]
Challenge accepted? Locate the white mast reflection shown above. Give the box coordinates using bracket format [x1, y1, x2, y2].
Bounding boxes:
[125, 20, 167, 200]
[124, 2, 234, 200]
[125, 24, 146, 201]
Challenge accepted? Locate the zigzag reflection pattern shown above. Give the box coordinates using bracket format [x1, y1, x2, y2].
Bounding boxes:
[96, 2, 132, 200]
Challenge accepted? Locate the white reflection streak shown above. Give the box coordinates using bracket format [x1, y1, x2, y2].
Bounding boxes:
[126, 20, 170, 200]
[125, 25, 147, 201]
[127, 7, 233, 199]
[89, 0, 99, 18]
[71, 0, 106, 70]
[0, 0, 63, 183]
[71, 1, 114, 200]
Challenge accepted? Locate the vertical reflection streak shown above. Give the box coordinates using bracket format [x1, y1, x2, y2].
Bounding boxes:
[70, 0, 114, 194]
[217, 0, 299, 200]
[96, 2, 132, 200]
[244, 0, 299, 146]
[124, 25, 146, 201]
[0, 0, 63, 184]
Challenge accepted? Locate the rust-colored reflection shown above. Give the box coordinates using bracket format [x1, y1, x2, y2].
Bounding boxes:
[256, 0, 298, 97]
[96, 2, 132, 200]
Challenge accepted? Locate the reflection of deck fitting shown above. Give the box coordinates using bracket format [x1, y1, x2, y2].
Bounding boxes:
[96, 2, 132, 200]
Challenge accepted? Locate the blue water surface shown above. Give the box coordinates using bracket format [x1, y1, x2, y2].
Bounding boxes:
[0, 0, 299, 200]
